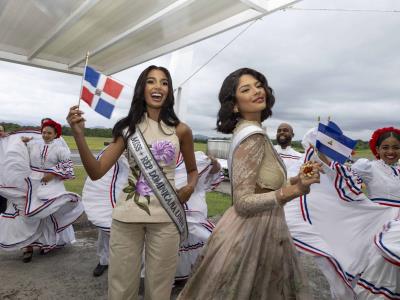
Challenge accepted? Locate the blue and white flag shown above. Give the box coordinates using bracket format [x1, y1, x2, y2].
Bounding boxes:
[316, 121, 357, 164]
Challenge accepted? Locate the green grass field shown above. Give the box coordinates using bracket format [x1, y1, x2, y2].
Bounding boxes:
[206, 191, 232, 217]
[63, 136, 111, 151]
[64, 136, 207, 152]
[353, 148, 374, 159]
[65, 165, 231, 217]
[64, 166, 87, 195]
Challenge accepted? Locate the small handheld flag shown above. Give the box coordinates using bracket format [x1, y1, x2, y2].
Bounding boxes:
[80, 66, 124, 119]
[316, 121, 357, 164]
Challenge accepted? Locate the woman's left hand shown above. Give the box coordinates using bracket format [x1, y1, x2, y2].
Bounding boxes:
[177, 185, 195, 204]
[208, 155, 221, 174]
[296, 161, 323, 194]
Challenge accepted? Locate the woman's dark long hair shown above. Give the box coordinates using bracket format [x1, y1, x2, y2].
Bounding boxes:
[112, 65, 180, 141]
[376, 131, 400, 147]
[216, 68, 275, 134]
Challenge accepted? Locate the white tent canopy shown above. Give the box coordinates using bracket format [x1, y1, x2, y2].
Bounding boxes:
[0, 0, 299, 75]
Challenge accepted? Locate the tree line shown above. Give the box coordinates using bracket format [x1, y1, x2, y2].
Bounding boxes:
[1, 122, 112, 138]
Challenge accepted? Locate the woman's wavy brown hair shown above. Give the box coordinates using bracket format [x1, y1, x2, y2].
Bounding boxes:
[216, 68, 275, 134]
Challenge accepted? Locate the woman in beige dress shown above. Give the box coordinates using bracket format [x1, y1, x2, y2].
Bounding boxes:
[178, 68, 321, 300]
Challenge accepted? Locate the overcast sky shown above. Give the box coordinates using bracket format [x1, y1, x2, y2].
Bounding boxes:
[1, 0, 399, 141]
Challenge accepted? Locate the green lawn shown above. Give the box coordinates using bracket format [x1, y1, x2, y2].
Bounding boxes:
[63, 136, 111, 151]
[64, 136, 207, 153]
[65, 166, 231, 217]
[206, 191, 232, 217]
[353, 148, 374, 160]
[64, 166, 87, 195]
[194, 142, 207, 153]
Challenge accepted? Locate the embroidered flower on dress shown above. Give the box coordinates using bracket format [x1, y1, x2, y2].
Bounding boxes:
[151, 140, 175, 165]
[123, 139, 176, 216]
[123, 168, 152, 215]
[135, 175, 152, 196]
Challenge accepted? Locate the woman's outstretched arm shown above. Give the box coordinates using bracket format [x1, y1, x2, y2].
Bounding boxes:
[67, 105, 124, 180]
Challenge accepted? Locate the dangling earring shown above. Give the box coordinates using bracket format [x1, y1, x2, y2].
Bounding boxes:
[233, 105, 240, 121]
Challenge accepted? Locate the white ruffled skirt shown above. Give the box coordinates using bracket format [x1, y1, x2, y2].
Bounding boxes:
[0, 132, 83, 252]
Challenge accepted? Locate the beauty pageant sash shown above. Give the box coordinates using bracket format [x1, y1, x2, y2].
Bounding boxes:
[124, 128, 188, 242]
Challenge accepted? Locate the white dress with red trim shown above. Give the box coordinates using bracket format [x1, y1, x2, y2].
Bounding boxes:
[0, 132, 83, 252]
[285, 127, 400, 300]
[350, 158, 400, 299]
[353, 159, 400, 208]
[303, 158, 398, 300]
[174, 151, 224, 281]
[282, 128, 400, 300]
[82, 150, 130, 232]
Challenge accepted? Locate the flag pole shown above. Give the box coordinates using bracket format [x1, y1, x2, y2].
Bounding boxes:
[78, 51, 90, 109]
[314, 116, 321, 155]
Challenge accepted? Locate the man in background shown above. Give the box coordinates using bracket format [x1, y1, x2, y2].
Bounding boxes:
[274, 123, 302, 170]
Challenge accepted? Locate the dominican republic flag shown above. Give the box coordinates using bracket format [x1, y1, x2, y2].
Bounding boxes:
[316, 121, 357, 164]
[80, 66, 124, 119]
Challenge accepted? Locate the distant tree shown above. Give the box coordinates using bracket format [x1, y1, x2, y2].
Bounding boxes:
[0, 122, 24, 132]
[0, 122, 112, 138]
[355, 139, 369, 150]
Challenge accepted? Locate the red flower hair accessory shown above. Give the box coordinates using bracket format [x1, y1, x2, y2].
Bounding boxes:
[41, 120, 62, 138]
[369, 127, 400, 158]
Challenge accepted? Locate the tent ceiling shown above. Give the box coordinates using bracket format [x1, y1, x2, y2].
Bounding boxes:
[0, 0, 299, 75]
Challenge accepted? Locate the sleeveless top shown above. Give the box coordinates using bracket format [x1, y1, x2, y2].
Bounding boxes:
[112, 115, 180, 223]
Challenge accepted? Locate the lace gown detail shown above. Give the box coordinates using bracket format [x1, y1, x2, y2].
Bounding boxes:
[233, 134, 280, 215]
[178, 121, 310, 300]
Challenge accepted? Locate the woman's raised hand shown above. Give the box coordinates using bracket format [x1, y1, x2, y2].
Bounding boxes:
[66, 105, 86, 135]
[296, 161, 323, 194]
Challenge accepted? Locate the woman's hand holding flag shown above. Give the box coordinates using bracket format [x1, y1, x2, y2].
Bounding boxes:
[66, 105, 86, 136]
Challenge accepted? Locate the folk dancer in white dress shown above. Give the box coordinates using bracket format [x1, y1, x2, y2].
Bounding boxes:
[174, 151, 223, 284]
[39, 117, 70, 153]
[82, 150, 130, 277]
[284, 127, 400, 299]
[349, 127, 400, 299]
[273, 124, 354, 299]
[0, 120, 83, 263]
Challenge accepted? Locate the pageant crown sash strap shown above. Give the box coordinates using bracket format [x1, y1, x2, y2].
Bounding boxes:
[228, 125, 265, 198]
[124, 128, 188, 242]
